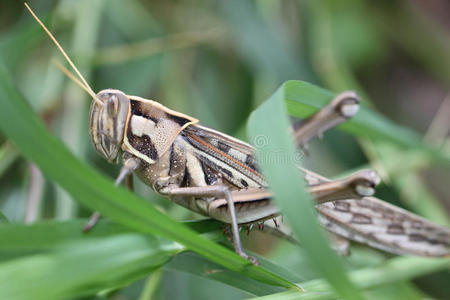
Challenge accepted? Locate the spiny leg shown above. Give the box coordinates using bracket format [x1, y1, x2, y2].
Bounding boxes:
[167, 185, 260, 265]
[292, 91, 359, 148]
[83, 157, 140, 232]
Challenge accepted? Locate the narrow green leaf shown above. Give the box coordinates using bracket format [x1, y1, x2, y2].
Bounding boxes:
[364, 281, 428, 300]
[0, 220, 293, 297]
[249, 256, 450, 300]
[247, 83, 363, 300]
[0, 220, 130, 256]
[0, 219, 222, 259]
[0, 60, 296, 289]
[0, 234, 181, 300]
[138, 270, 163, 300]
[164, 252, 285, 296]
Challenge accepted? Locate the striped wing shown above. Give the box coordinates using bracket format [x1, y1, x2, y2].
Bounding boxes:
[317, 197, 450, 256]
[303, 171, 450, 257]
[182, 124, 267, 189]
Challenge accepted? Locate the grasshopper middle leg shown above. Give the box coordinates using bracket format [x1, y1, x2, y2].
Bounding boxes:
[167, 185, 260, 265]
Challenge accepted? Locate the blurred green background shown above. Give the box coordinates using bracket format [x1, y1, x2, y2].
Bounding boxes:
[0, 0, 449, 299]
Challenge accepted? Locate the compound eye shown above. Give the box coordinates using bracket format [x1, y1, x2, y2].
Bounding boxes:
[106, 95, 119, 117]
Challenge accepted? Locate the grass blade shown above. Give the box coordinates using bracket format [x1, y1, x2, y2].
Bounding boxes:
[0, 234, 181, 300]
[0, 220, 296, 297]
[249, 256, 450, 300]
[0, 219, 222, 260]
[247, 83, 363, 299]
[164, 252, 286, 296]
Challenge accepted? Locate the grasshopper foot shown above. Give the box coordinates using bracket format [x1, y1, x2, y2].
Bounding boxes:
[239, 252, 260, 266]
[83, 212, 101, 232]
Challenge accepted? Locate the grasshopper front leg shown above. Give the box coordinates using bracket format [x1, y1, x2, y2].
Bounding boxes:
[167, 185, 260, 265]
[83, 157, 140, 232]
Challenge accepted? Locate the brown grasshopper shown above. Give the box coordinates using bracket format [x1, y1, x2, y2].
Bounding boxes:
[26, 4, 449, 265]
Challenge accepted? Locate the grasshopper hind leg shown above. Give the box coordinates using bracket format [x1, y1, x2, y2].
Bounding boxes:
[292, 91, 359, 148]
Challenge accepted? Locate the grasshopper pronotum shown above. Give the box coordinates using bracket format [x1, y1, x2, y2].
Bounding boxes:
[25, 3, 449, 265]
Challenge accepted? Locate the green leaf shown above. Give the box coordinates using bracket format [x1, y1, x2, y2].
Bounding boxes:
[247, 83, 363, 300]
[0, 220, 130, 259]
[0, 219, 222, 260]
[283, 80, 450, 167]
[0, 220, 293, 297]
[0, 233, 181, 300]
[165, 252, 286, 296]
[249, 256, 450, 300]
[0, 60, 296, 289]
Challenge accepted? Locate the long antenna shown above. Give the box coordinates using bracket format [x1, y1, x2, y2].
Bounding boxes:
[24, 2, 103, 106]
[52, 59, 94, 96]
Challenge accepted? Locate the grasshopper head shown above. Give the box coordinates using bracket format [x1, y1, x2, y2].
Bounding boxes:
[89, 89, 130, 162]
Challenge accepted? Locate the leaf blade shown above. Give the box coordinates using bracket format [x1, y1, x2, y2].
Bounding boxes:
[247, 83, 363, 300]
